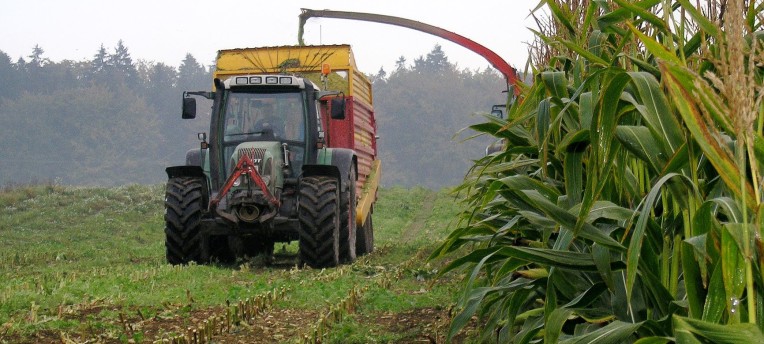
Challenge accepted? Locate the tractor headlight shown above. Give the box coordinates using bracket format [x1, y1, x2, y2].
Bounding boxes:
[233, 176, 242, 187]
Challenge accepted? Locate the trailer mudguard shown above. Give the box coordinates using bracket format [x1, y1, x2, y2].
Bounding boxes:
[303, 148, 356, 192]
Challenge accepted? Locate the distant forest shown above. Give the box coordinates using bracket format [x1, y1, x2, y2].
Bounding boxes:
[0, 42, 506, 189]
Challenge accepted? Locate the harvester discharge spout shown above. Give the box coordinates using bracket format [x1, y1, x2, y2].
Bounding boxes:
[298, 8, 523, 97]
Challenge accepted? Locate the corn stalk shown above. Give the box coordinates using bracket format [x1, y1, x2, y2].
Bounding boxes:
[433, 0, 764, 341]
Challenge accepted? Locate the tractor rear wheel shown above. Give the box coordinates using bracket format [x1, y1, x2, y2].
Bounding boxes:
[339, 165, 357, 263]
[298, 176, 340, 268]
[164, 177, 205, 265]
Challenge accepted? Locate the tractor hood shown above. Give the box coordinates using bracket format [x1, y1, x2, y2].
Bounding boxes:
[228, 141, 285, 193]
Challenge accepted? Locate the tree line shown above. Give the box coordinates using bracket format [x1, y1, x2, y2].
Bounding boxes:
[0, 41, 506, 188]
[373, 44, 506, 188]
[0, 41, 211, 185]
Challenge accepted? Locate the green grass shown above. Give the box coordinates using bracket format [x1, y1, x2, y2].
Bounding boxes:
[0, 184, 468, 343]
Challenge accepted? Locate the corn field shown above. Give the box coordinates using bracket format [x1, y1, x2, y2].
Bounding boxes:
[433, 0, 764, 342]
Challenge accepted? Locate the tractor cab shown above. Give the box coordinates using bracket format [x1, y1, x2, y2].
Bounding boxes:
[217, 76, 311, 184]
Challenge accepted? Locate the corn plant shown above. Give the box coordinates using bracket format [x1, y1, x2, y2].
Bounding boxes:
[433, 0, 764, 342]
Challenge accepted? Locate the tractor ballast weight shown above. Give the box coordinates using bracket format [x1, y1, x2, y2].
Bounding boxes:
[165, 45, 379, 268]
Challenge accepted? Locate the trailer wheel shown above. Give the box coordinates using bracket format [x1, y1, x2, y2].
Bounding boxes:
[164, 177, 205, 265]
[339, 165, 357, 263]
[356, 213, 374, 255]
[298, 176, 340, 268]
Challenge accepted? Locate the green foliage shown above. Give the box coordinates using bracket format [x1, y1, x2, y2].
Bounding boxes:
[436, 0, 764, 342]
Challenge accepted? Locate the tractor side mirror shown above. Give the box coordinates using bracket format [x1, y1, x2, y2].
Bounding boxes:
[182, 97, 197, 119]
[330, 97, 346, 120]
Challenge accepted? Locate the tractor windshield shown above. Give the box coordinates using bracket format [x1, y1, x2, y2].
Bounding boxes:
[220, 89, 307, 176]
[222, 91, 305, 142]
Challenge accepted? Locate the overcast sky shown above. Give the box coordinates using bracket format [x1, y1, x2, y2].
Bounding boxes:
[1, 0, 542, 74]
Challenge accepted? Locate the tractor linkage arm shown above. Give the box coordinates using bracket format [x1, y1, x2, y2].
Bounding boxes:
[209, 154, 280, 216]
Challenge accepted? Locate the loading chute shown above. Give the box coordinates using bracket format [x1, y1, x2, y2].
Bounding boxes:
[298, 8, 523, 97]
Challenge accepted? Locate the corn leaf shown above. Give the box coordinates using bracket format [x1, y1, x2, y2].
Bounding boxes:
[562, 281, 609, 308]
[682, 242, 705, 319]
[557, 37, 610, 66]
[544, 0, 577, 37]
[633, 337, 673, 344]
[721, 224, 746, 321]
[496, 245, 624, 271]
[701, 262, 726, 323]
[627, 173, 694, 302]
[545, 308, 574, 343]
[576, 71, 631, 247]
[673, 315, 764, 342]
[570, 200, 634, 223]
[628, 23, 681, 64]
[616, 125, 666, 172]
[659, 62, 756, 207]
[598, 0, 662, 32]
[448, 286, 507, 340]
[626, 72, 684, 156]
[593, 244, 616, 290]
[559, 320, 642, 344]
[612, 0, 668, 33]
[675, 0, 720, 37]
[520, 190, 625, 251]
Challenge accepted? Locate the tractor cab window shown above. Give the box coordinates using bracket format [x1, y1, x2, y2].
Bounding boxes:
[221, 90, 307, 175]
[223, 91, 304, 141]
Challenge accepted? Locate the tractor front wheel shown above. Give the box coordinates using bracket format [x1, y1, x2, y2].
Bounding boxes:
[298, 176, 340, 268]
[164, 177, 205, 265]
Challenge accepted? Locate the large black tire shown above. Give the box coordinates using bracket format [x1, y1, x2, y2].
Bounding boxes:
[356, 213, 374, 255]
[298, 176, 341, 268]
[339, 165, 357, 263]
[164, 177, 205, 265]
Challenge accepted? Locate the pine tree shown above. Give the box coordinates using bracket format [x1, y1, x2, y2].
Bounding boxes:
[178, 53, 209, 90]
[0, 50, 20, 102]
[395, 56, 407, 71]
[108, 40, 138, 87]
[424, 44, 449, 73]
[91, 44, 109, 74]
[27, 45, 49, 68]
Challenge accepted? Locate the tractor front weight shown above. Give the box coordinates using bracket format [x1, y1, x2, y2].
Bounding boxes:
[209, 154, 280, 223]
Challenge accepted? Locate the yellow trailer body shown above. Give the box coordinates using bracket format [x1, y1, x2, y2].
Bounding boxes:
[214, 45, 373, 110]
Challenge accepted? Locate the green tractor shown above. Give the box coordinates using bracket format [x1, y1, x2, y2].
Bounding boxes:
[164, 46, 379, 268]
